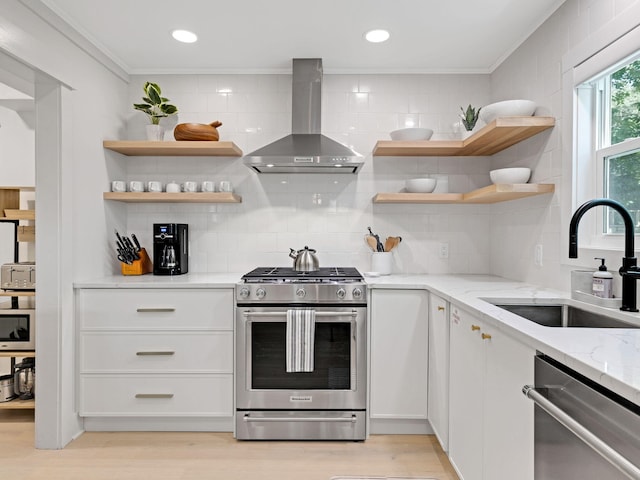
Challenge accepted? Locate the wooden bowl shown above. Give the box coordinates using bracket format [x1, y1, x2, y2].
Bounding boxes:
[174, 121, 222, 141]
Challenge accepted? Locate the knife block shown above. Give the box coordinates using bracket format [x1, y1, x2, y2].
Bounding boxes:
[121, 248, 153, 275]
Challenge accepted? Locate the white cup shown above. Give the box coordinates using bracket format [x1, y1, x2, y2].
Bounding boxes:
[371, 252, 393, 275]
[128, 180, 144, 192]
[166, 181, 180, 193]
[181, 181, 198, 192]
[217, 180, 233, 192]
[147, 180, 162, 192]
[111, 180, 126, 192]
[201, 181, 215, 192]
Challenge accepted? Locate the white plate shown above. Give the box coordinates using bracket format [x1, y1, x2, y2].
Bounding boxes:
[363, 272, 381, 277]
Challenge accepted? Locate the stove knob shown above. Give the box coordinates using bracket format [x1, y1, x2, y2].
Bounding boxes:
[352, 287, 363, 300]
[336, 287, 346, 299]
[255, 288, 266, 300]
[238, 287, 250, 299]
[296, 288, 306, 299]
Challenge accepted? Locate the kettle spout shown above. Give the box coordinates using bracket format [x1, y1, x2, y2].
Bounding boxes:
[289, 248, 298, 260]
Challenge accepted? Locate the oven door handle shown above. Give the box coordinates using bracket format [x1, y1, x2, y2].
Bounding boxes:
[523, 385, 640, 480]
[242, 413, 357, 423]
[242, 310, 358, 318]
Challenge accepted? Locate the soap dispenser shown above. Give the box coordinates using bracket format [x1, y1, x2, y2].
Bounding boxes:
[592, 257, 613, 298]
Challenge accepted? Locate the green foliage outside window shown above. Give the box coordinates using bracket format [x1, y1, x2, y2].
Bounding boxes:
[606, 58, 640, 232]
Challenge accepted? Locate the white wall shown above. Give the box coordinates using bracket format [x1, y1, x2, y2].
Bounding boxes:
[124, 73, 494, 274]
[0, 0, 129, 449]
[0, 105, 34, 185]
[488, 0, 640, 292]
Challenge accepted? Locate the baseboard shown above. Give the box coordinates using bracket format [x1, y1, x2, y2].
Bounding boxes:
[83, 416, 233, 432]
[369, 418, 432, 435]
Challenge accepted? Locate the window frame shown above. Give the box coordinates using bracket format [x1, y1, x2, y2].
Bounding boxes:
[561, 17, 640, 266]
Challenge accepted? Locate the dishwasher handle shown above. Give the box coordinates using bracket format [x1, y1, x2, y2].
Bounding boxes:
[523, 385, 640, 480]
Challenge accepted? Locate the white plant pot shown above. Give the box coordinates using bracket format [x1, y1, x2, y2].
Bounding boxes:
[146, 124, 165, 141]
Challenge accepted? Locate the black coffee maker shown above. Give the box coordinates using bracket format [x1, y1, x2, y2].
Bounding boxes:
[153, 223, 188, 275]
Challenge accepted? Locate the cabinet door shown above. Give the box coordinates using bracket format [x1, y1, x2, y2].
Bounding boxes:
[427, 292, 449, 451]
[370, 289, 428, 420]
[483, 328, 535, 480]
[448, 306, 484, 480]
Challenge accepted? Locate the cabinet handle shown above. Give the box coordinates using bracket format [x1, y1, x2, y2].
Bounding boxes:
[471, 324, 481, 331]
[482, 333, 492, 340]
[437, 306, 445, 311]
[136, 351, 175, 356]
[135, 393, 174, 399]
[136, 308, 176, 313]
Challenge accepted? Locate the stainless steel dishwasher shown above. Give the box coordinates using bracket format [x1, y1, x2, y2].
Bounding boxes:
[523, 355, 640, 480]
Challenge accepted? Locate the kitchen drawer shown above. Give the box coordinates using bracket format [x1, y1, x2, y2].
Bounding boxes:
[78, 288, 233, 330]
[79, 374, 233, 417]
[79, 331, 233, 373]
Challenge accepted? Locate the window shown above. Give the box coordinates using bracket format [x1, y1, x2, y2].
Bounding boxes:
[578, 53, 640, 241]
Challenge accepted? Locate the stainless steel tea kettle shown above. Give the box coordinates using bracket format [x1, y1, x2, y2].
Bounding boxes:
[289, 246, 319, 272]
[14, 357, 34, 400]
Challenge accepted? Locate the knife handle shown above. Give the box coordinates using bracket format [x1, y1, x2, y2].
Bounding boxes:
[131, 233, 142, 251]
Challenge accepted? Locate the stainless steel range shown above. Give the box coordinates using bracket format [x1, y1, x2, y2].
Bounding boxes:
[235, 267, 367, 440]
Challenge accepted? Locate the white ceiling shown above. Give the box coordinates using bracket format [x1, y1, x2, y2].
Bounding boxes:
[37, 0, 566, 74]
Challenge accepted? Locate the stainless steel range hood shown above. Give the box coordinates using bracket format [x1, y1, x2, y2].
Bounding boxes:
[243, 59, 363, 174]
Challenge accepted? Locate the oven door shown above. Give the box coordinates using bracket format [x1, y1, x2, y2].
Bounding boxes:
[235, 305, 366, 410]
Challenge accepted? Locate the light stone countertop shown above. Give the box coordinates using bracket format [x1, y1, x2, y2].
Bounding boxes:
[74, 272, 640, 406]
[366, 273, 640, 407]
[73, 272, 244, 289]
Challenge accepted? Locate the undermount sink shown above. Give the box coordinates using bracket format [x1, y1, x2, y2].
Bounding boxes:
[490, 302, 640, 329]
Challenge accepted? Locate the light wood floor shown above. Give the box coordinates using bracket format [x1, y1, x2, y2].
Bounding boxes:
[0, 410, 459, 480]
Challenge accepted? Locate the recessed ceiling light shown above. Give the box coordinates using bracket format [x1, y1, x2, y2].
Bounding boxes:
[365, 29, 390, 43]
[171, 29, 198, 43]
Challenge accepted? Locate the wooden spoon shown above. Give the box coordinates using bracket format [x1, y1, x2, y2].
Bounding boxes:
[384, 237, 395, 252]
[386, 236, 402, 251]
[366, 235, 378, 252]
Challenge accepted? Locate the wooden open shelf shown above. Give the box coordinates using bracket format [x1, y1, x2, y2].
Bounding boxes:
[103, 192, 242, 203]
[0, 398, 34, 409]
[0, 351, 34, 358]
[0, 352, 35, 409]
[0, 187, 35, 221]
[3, 209, 34, 220]
[373, 183, 555, 204]
[0, 291, 35, 297]
[373, 117, 555, 157]
[103, 140, 243, 157]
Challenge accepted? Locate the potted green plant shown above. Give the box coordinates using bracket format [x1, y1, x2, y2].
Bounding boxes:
[460, 104, 481, 138]
[133, 82, 178, 141]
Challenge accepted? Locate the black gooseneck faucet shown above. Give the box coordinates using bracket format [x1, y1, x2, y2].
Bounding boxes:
[569, 198, 639, 312]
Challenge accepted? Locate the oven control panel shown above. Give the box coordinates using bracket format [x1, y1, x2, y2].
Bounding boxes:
[236, 283, 367, 304]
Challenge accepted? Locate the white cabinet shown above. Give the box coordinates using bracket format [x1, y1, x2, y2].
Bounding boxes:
[369, 289, 428, 434]
[76, 288, 234, 427]
[427, 293, 449, 451]
[448, 306, 534, 480]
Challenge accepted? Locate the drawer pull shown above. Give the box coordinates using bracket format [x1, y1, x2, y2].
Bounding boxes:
[136, 351, 175, 356]
[135, 393, 174, 399]
[437, 306, 445, 311]
[136, 308, 176, 313]
[482, 333, 492, 340]
[471, 324, 481, 331]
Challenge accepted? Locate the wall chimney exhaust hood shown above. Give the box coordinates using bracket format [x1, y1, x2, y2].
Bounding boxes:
[243, 58, 363, 174]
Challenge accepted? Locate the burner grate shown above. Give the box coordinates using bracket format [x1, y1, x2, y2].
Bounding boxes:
[242, 267, 363, 283]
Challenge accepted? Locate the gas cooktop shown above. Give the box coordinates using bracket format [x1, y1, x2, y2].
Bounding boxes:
[241, 267, 363, 284]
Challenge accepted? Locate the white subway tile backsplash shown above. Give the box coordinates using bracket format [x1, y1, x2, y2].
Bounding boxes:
[126, 59, 555, 276]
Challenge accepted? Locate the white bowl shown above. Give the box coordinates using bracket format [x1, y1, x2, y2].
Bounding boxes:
[479, 100, 537, 124]
[489, 167, 531, 184]
[406, 178, 437, 193]
[390, 128, 434, 141]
